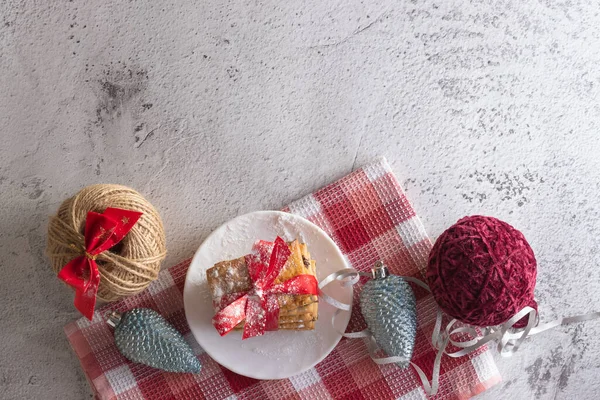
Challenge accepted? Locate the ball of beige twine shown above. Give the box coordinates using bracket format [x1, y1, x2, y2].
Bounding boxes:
[46, 184, 167, 302]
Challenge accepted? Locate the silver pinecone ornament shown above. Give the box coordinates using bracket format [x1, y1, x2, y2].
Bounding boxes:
[108, 308, 201, 373]
[360, 261, 417, 368]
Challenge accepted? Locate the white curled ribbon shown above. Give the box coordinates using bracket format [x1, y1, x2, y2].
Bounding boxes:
[319, 269, 445, 395]
[319, 268, 600, 397]
[444, 308, 600, 358]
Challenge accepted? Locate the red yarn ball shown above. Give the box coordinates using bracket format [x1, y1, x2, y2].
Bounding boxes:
[426, 216, 537, 328]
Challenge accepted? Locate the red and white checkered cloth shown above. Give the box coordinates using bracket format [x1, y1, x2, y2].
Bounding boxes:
[65, 157, 501, 399]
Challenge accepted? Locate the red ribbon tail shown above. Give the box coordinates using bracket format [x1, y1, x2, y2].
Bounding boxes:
[243, 296, 267, 339]
[212, 295, 248, 336]
[264, 295, 280, 332]
[76, 259, 100, 320]
[58, 258, 100, 320]
[262, 237, 291, 287]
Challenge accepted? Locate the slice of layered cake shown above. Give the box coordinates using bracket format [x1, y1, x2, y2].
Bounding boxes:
[207, 239, 318, 332]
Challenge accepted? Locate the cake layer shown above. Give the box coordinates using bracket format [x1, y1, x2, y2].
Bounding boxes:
[234, 321, 316, 331]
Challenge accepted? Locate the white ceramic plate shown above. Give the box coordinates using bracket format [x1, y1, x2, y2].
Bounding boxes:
[183, 211, 352, 380]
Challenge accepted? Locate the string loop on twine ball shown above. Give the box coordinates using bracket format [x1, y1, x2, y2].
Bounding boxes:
[47, 184, 167, 302]
[426, 215, 537, 328]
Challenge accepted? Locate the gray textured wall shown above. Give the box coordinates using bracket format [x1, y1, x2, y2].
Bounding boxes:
[1, 0, 600, 398]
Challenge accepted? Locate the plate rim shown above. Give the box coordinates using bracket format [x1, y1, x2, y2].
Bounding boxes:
[183, 210, 352, 380]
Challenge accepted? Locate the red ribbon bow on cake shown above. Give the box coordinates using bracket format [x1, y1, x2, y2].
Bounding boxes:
[212, 237, 319, 339]
[58, 207, 142, 320]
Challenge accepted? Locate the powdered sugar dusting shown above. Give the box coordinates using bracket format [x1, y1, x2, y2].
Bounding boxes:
[213, 285, 224, 298]
[218, 219, 252, 260]
[274, 213, 307, 243]
[240, 330, 325, 360]
[200, 213, 308, 267]
[198, 283, 212, 304]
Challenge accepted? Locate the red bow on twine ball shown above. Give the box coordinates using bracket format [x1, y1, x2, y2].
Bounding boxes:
[212, 237, 319, 339]
[58, 207, 142, 320]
